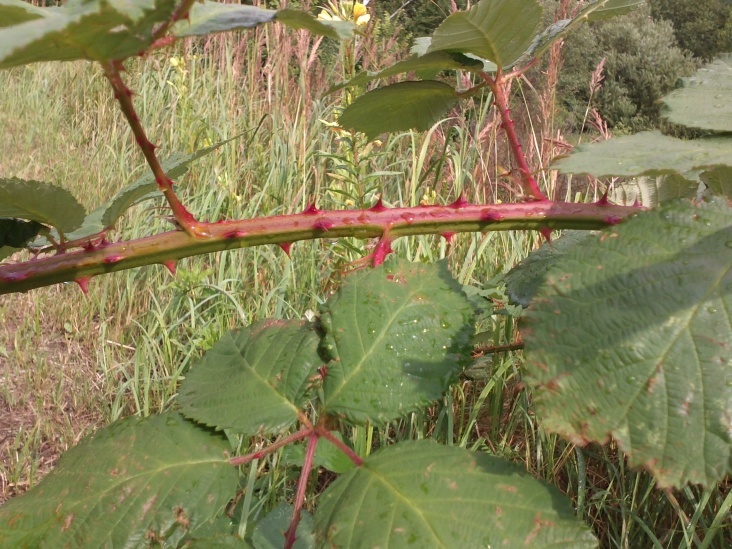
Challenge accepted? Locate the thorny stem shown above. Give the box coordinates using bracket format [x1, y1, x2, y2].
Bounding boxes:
[0, 201, 639, 294]
[284, 432, 319, 549]
[315, 425, 364, 467]
[101, 60, 208, 237]
[229, 428, 311, 466]
[482, 70, 548, 201]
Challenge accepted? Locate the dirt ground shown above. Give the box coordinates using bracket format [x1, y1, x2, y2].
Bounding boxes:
[0, 291, 105, 504]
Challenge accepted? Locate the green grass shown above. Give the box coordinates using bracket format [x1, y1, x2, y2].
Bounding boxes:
[0, 19, 729, 548]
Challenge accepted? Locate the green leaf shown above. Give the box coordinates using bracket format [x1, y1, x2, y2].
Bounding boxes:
[609, 174, 700, 207]
[0, 178, 84, 234]
[427, 0, 543, 68]
[173, 1, 276, 37]
[504, 231, 592, 307]
[315, 440, 597, 547]
[0, 218, 43, 249]
[329, 50, 483, 93]
[338, 81, 459, 140]
[524, 198, 732, 488]
[0, 0, 47, 27]
[553, 131, 732, 178]
[320, 259, 474, 425]
[252, 503, 314, 549]
[0, 412, 237, 547]
[662, 54, 732, 133]
[701, 166, 732, 198]
[275, 9, 354, 40]
[0, 0, 178, 69]
[179, 319, 322, 434]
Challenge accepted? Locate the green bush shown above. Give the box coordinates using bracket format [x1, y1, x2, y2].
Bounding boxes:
[559, 8, 697, 133]
[649, 0, 732, 60]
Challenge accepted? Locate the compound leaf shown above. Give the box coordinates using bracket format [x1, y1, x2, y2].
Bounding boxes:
[320, 259, 474, 426]
[0, 412, 236, 547]
[662, 54, 732, 133]
[173, 1, 276, 37]
[338, 81, 459, 140]
[0, 178, 84, 234]
[427, 0, 543, 68]
[525, 198, 732, 488]
[315, 440, 597, 548]
[178, 319, 322, 434]
[0, 0, 178, 69]
[554, 131, 732, 178]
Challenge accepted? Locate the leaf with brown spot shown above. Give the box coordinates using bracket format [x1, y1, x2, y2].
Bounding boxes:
[315, 440, 595, 547]
[0, 413, 236, 547]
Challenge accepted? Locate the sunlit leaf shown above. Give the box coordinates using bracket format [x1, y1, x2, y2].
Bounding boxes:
[0, 0, 178, 69]
[662, 54, 732, 133]
[0, 0, 47, 27]
[0, 413, 236, 547]
[275, 9, 354, 40]
[525, 198, 732, 488]
[0, 178, 84, 234]
[338, 81, 459, 140]
[427, 0, 543, 68]
[172, 1, 276, 37]
[553, 131, 732, 177]
[315, 440, 597, 547]
[179, 320, 322, 434]
[321, 259, 474, 425]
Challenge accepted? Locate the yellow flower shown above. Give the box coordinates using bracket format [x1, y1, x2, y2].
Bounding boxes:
[353, 2, 370, 26]
[317, 0, 370, 26]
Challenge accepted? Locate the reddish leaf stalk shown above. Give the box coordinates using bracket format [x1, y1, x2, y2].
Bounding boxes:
[284, 432, 319, 549]
[229, 428, 311, 466]
[482, 71, 548, 201]
[0, 202, 639, 294]
[315, 426, 364, 467]
[101, 61, 206, 237]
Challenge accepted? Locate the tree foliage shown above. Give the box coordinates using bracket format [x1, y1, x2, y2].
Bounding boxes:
[649, 0, 732, 60]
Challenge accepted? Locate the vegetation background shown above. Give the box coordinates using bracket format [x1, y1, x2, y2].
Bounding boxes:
[1, 0, 730, 546]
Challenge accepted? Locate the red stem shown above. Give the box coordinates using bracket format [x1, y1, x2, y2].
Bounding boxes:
[284, 432, 319, 549]
[101, 61, 207, 237]
[0, 201, 639, 294]
[229, 428, 312, 466]
[315, 426, 364, 467]
[482, 71, 548, 201]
